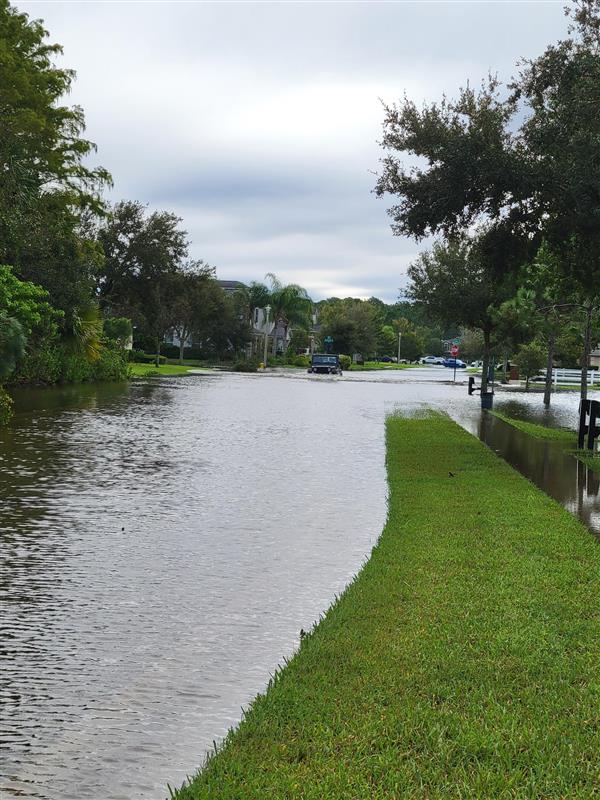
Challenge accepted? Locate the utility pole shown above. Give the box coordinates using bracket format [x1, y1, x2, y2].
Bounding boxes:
[397, 332, 402, 363]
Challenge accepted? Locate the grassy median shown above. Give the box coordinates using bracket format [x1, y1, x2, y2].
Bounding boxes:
[172, 413, 600, 800]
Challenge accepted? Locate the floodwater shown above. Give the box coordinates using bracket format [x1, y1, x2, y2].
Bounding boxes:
[1, 371, 598, 800]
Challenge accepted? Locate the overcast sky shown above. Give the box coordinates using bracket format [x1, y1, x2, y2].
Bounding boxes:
[20, 0, 568, 302]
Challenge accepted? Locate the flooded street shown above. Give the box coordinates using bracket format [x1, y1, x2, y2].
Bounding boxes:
[1, 371, 598, 799]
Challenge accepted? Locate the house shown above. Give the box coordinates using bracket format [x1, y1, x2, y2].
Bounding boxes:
[217, 280, 246, 296]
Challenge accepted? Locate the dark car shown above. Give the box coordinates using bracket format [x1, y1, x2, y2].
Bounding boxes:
[308, 354, 343, 375]
[442, 358, 467, 369]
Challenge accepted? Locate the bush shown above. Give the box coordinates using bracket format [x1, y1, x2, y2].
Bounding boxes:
[290, 355, 310, 367]
[339, 354, 352, 370]
[0, 385, 13, 425]
[92, 344, 130, 381]
[13, 342, 63, 384]
[233, 357, 260, 372]
[60, 352, 94, 383]
[128, 350, 166, 364]
[159, 344, 205, 360]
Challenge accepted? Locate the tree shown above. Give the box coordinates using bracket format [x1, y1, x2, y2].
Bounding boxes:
[0, 0, 110, 263]
[376, 0, 600, 397]
[97, 201, 190, 365]
[167, 265, 219, 363]
[377, 325, 397, 357]
[318, 298, 380, 357]
[104, 317, 133, 349]
[263, 274, 312, 355]
[513, 2, 600, 398]
[0, 264, 61, 340]
[515, 341, 546, 391]
[408, 230, 519, 392]
[375, 76, 522, 244]
[458, 329, 485, 363]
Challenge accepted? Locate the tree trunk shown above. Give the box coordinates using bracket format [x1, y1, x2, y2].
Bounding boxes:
[581, 303, 593, 404]
[543, 330, 555, 408]
[481, 330, 491, 394]
[179, 338, 185, 365]
[155, 335, 160, 368]
[526, 374, 530, 391]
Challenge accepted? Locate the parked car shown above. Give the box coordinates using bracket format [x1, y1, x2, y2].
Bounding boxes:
[470, 360, 483, 368]
[421, 355, 445, 365]
[379, 355, 395, 363]
[307, 353, 343, 375]
[442, 358, 467, 369]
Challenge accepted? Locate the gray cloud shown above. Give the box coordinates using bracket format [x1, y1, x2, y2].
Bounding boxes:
[21, 0, 567, 301]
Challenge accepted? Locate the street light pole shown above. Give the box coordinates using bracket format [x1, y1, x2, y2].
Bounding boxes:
[397, 332, 402, 364]
[263, 305, 271, 368]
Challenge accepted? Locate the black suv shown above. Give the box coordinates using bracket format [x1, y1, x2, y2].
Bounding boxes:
[307, 354, 343, 375]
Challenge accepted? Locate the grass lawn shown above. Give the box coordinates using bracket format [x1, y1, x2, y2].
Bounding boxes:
[171, 413, 600, 800]
[349, 362, 419, 371]
[129, 363, 213, 377]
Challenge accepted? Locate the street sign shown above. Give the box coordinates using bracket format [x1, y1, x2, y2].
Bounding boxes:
[452, 337, 461, 345]
[324, 336, 333, 343]
[451, 344, 459, 357]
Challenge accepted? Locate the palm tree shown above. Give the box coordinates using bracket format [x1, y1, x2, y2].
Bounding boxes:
[264, 273, 312, 354]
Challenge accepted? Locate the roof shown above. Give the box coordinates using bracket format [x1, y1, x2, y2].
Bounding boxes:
[217, 280, 247, 294]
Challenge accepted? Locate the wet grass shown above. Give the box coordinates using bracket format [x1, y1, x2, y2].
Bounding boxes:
[170, 413, 600, 800]
[489, 410, 576, 443]
[573, 450, 600, 474]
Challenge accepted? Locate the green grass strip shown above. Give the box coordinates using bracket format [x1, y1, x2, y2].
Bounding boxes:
[172, 414, 600, 800]
[489, 410, 577, 443]
[573, 451, 600, 474]
[350, 362, 420, 371]
[129, 363, 212, 377]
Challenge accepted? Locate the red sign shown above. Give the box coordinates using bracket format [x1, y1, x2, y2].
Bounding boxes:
[450, 345, 459, 357]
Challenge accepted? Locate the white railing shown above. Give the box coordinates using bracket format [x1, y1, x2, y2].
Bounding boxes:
[534, 368, 600, 386]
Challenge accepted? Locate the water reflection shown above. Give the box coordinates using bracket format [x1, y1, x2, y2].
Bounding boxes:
[476, 412, 599, 537]
[0, 374, 598, 800]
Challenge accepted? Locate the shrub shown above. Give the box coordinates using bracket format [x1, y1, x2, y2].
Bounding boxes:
[0, 385, 13, 425]
[13, 342, 63, 384]
[233, 357, 260, 372]
[339, 354, 352, 370]
[92, 344, 130, 381]
[128, 350, 166, 364]
[290, 355, 310, 367]
[159, 344, 205, 360]
[60, 352, 94, 383]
